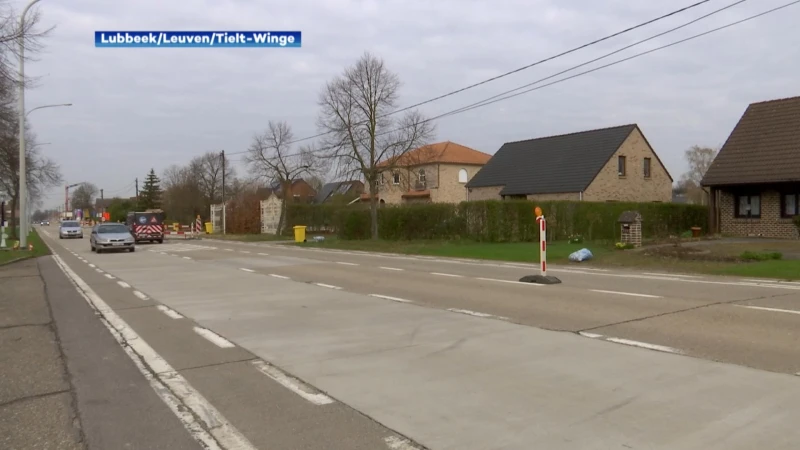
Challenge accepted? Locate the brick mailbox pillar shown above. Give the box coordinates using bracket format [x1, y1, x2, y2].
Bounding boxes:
[618, 211, 643, 247]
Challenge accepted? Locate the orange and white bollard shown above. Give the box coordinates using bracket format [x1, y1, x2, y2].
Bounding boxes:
[537, 215, 546, 276]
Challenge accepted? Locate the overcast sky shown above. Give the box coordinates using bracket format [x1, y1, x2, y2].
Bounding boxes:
[21, 0, 800, 210]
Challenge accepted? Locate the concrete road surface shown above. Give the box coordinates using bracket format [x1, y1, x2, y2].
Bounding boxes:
[31, 228, 800, 449]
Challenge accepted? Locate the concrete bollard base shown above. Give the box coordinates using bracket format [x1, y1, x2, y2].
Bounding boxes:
[519, 274, 562, 285]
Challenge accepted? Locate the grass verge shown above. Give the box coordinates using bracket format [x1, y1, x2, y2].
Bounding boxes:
[296, 238, 800, 280]
[0, 228, 51, 265]
[204, 233, 290, 242]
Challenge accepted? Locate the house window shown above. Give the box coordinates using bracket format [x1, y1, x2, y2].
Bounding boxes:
[392, 171, 400, 185]
[734, 194, 761, 218]
[618, 156, 626, 176]
[781, 192, 798, 217]
[418, 169, 426, 184]
[643, 157, 651, 178]
[458, 168, 468, 183]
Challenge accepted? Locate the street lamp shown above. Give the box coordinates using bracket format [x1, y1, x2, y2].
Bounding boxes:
[26, 103, 72, 117]
[18, 0, 42, 247]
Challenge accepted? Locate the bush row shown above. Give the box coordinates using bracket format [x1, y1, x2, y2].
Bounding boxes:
[285, 200, 709, 242]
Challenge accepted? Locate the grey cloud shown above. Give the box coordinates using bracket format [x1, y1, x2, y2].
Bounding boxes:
[22, 0, 800, 208]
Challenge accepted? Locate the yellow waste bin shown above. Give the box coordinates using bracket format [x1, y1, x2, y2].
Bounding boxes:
[293, 225, 307, 243]
[205, 222, 212, 234]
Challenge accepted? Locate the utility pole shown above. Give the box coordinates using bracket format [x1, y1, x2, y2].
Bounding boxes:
[100, 189, 104, 222]
[135, 178, 139, 199]
[221, 150, 226, 235]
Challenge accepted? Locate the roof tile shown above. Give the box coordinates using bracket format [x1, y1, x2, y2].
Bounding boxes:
[378, 141, 491, 168]
[466, 124, 637, 195]
[702, 95, 800, 186]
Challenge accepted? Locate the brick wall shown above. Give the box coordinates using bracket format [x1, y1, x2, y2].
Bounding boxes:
[526, 192, 581, 201]
[379, 163, 482, 204]
[467, 185, 503, 201]
[582, 127, 673, 202]
[719, 189, 799, 239]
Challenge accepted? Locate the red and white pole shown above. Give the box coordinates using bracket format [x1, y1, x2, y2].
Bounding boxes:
[538, 215, 547, 276]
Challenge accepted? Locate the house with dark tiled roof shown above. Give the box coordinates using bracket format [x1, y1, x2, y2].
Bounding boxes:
[376, 141, 492, 204]
[466, 124, 673, 202]
[315, 180, 364, 204]
[702, 95, 800, 239]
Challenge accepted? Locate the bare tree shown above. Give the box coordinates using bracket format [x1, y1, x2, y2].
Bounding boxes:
[0, 114, 61, 237]
[680, 145, 718, 205]
[189, 151, 234, 210]
[245, 120, 317, 234]
[70, 182, 98, 212]
[316, 52, 435, 239]
[0, 2, 53, 87]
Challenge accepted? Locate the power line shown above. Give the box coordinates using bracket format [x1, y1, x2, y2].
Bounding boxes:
[438, 0, 799, 119]
[225, 0, 780, 164]
[431, 0, 753, 120]
[256, 0, 713, 149]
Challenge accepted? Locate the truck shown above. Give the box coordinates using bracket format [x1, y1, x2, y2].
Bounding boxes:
[126, 209, 165, 243]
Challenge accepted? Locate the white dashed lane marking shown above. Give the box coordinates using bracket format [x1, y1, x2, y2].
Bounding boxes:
[369, 294, 413, 304]
[157, 305, 184, 319]
[251, 361, 334, 406]
[193, 327, 235, 348]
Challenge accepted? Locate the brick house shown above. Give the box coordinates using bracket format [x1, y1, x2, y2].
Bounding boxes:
[315, 180, 364, 204]
[376, 141, 492, 204]
[701, 95, 800, 239]
[255, 179, 317, 203]
[466, 124, 673, 202]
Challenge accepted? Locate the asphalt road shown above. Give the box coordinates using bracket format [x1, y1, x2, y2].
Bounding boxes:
[34, 229, 800, 449]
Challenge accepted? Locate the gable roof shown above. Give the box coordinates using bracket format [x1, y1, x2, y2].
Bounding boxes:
[466, 124, 638, 195]
[378, 141, 491, 168]
[701, 95, 800, 187]
[315, 180, 362, 203]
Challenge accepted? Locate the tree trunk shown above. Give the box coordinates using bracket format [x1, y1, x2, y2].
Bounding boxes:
[369, 179, 378, 240]
[278, 199, 287, 236]
[8, 195, 17, 239]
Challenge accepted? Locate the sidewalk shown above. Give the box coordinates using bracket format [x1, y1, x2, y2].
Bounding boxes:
[0, 259, 83, 449]
[0, 257, 201, 450]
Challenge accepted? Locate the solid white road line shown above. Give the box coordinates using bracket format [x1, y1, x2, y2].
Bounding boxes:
[605, 337, 682, 354]
[579, 332, 604, 339]
[379, 266, 403, 271]
[133, 290, 149, 301]
[447, 308, 508, 320]
[336, 261, 358, 266]
[193, 327, 235, 348]
[239, 268, 255, 273]
[51, 255, 255, 450]
[157, 305, 184, 319]
[104, 273, 116, 280]
[369, 294, 413, 304]
[734, 305, 800, 315]
[251, 360, 334, 406]
[314, 283, 342, 290]
[269, 274, 290, 279]
[431, 272, 462, 278]
[384, 436, 423, 450]
[590, 289, 663, 299]
[643, 272, 702, 278]
[476, 277, 541, 286]
[117, 281, 131, 289]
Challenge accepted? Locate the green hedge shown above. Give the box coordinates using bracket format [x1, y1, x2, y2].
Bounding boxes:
[286, 200, 708, 242]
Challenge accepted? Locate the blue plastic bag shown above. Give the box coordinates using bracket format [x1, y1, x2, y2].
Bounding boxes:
[568, 248, 593, 262]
